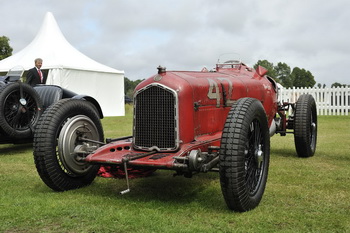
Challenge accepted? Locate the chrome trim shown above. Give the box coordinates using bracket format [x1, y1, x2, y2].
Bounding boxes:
[133, 83, 179, 151]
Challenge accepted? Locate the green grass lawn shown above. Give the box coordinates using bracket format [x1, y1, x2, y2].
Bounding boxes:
[0, 108, 349, 232]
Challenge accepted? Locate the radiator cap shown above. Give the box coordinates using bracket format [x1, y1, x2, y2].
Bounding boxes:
[157, 65, 166, 74]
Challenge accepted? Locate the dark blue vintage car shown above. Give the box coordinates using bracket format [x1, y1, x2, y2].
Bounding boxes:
[0, 67, 102, 143]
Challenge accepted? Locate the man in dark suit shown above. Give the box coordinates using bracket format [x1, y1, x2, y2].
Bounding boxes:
[26, 58, 47, 86]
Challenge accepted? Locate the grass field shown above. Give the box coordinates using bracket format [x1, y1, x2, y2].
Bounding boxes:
[0, 106, 349, 232]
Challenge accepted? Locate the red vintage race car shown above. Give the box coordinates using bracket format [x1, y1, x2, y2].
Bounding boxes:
[33, 59, 317, 212]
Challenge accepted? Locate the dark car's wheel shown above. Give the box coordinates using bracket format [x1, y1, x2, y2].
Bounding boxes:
[34, 99, 103, 191]
[0, 82, 42, 138]
[294, 94, 317, 157]
[219, 98, 270, 212]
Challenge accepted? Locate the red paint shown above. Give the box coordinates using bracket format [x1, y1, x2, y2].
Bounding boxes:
[86, 62, 277, 169]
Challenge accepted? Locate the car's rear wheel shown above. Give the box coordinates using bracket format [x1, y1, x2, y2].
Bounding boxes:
[34, 99, 103, 191]
[0, 82, 42, 138]
[294, 94, 317, 157]
[219, 98, 270, 212]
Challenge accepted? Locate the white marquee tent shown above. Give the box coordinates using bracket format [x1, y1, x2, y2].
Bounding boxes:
[0, 12, 125, 116]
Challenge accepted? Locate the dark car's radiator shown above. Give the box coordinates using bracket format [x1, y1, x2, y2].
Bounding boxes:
[133, 84, 179, 151]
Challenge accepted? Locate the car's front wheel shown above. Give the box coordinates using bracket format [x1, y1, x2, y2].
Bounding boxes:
[34, 99, 103, 191]
[219, 98, 270, 212]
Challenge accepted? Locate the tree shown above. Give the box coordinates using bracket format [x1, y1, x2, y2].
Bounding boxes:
[124, 77, 133, 93]
[331, 82, 348, 88]
[274, 62, 292, 88]
[290, 67, 316, 88]
[253, 60, 318, 88]
[124, 77, 144, 98]
[0, 36, 13, 60]
[331, 82, 341, 88]
[318, 83, 327, 88]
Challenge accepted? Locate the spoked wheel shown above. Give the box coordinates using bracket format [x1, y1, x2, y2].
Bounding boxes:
[0, 82, 42, 138]
[34, 99, 103, 191]
[294, 94, 317, 157]
[220, 98, 270, 212]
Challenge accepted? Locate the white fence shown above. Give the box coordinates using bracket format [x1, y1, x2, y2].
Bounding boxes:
[278, 87, 350, 116]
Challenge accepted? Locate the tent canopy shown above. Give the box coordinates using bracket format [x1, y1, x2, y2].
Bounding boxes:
[0, 12, 125, 116]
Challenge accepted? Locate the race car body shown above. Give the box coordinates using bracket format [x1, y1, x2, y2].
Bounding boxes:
[85, 62, 278, 170]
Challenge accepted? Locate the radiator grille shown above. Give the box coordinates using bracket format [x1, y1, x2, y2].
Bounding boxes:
[133, 84, 179, 151]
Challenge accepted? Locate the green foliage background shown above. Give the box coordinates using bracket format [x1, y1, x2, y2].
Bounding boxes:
[0, 36, 13, 60]
[254, 60, 316, 88]
[124, 77, 144, 99]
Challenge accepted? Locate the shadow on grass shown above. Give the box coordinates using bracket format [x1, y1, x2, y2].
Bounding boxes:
[86, 171, 228, 212]
[0, 143, 32, 156]
[271, 148, 297, 158]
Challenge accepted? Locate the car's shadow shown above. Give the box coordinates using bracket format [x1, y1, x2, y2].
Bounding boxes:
[0, 143, 32, 156]
[86, 171, 229, 212]
[271, 148, 297, 157]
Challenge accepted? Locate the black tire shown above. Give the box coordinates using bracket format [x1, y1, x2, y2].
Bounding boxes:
[33, 99, 104, 191]
[219, 98, 270, 212]
[294, 94, 317, 157]
[0, 82, 42, 138]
